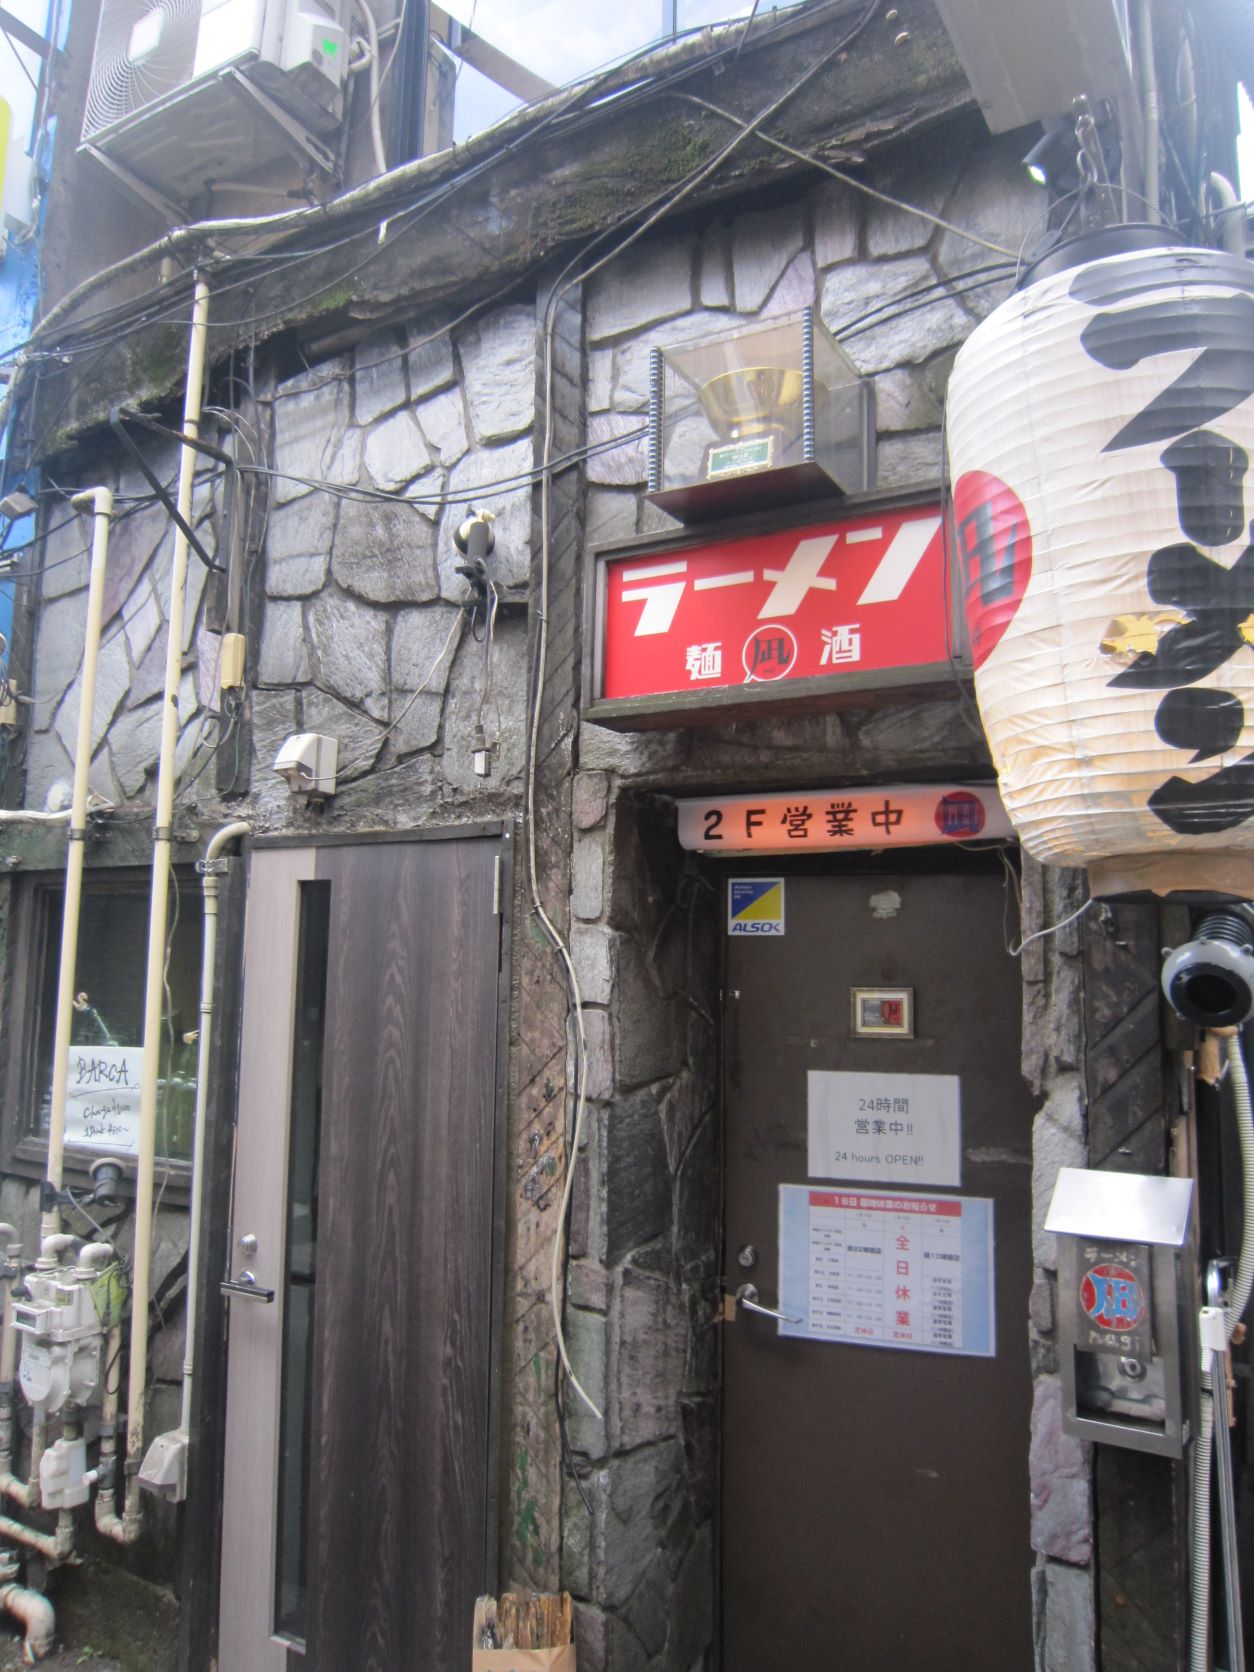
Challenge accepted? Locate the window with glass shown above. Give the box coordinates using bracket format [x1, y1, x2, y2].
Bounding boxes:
[7, 872, 204, 1170]
[426, 0, 790, 149]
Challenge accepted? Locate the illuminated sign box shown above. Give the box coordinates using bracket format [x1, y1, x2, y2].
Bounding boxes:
[677, 783, 1010, 855]
[584, 490, 967, 730]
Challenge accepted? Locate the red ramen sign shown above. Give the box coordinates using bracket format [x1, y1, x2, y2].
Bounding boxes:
[586, 494, 962, 727]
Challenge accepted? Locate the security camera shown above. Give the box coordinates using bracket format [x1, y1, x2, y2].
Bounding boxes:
[1162, 903, 1254, 1028]
[273, 732, 338, 798]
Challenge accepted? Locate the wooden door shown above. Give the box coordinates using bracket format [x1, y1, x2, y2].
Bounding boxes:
[721, 865, 1034, 1671]
[218, 835, 504, 1672]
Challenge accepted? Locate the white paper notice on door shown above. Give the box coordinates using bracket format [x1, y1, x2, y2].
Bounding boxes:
[807, 1070, 960, 1186]
[777, 1184, 995, 1357]
[64, 1045, 143, 1154]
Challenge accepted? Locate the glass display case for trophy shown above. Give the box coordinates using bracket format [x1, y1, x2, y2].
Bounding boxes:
[644, 307, 875, 524]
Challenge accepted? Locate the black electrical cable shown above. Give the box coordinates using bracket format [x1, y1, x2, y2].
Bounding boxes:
[4, 0, 948, 495]
[5, 0, 851, 378]
[0, 466, 226, 571]
[14, 268, 1003, 641]
[121, 406, 646, 508]
[555, 1363, 595, 1516]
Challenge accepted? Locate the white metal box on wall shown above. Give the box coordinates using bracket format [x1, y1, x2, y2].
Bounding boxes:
[932, 0, 1132, 132]
[80, 0, 354, 205]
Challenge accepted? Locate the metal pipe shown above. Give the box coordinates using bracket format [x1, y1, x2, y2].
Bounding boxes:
[1136, 0, 1160, 224]
[92, 1323, 122, 1544]
[1213, 1343, 1247, 1672]
[110, 275, 210, 1545]
[0, 1517, 59, 1565]
[41, 486, 114, 1233]
[0, 1577, 55, 1662]
[1193, 1031, 1254, 1669]
[1209, 171, 1246, 257]
[180, 820, 249, 1434]
[354, 0, 388, 177]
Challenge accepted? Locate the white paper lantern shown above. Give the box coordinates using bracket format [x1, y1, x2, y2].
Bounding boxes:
[946, 236, 1254, 871]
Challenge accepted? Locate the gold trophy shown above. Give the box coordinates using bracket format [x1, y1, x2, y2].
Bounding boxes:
[645, 310, 871, 522]
[697, 364, 804, 482]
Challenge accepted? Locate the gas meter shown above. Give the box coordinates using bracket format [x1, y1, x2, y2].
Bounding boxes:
[1044, 1167, 1195, 1458]
[13, 1271, 103, 1414]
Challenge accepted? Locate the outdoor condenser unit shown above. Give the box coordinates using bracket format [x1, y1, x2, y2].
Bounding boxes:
[79, 0, 354, 209]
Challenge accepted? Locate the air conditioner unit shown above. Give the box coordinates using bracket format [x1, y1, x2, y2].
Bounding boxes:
[79, 0, 353, 209]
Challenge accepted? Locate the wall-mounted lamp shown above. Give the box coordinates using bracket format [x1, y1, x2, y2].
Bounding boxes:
[1023, 119, 1078, 189]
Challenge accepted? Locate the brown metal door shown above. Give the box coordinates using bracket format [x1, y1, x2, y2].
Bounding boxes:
[721, 865, 1034, 1672]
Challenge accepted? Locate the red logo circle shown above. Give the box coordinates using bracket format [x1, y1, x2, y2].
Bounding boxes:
[1080, 1263, 1145, 1331]
[742, 623, 798, 683]
[934, 791, 986, 838]
[951, 471, 1033, 669]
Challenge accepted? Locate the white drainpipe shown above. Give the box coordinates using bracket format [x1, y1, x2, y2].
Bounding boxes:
[180, 820, 249, 1437]
[1208, 171, 1246, 257]
[98, 274, 211, 1545]
[40, 487, 114, 1237]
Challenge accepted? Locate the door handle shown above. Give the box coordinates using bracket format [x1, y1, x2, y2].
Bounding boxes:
[734, 1283, 801, 1324]
[221, 1271, 275, 1303]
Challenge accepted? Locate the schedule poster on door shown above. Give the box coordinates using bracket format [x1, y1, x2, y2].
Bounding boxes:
[777, 1185, 996, 1357]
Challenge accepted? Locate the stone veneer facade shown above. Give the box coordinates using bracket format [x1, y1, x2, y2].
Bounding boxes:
[5, 113, 1179, 1671]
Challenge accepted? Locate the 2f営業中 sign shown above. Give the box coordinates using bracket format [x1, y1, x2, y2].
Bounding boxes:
[681, 784, 1010, 854]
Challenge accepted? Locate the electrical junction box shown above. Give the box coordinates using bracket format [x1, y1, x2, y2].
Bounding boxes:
[219, 632, 247, 692]
[139, 1430, 189, 1502]
[1045, 1167, 1195, 1458]
[932, 0, 1132, 132]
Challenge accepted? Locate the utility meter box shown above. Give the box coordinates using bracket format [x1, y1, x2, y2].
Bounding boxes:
[1045, 1167, 1195, 1458]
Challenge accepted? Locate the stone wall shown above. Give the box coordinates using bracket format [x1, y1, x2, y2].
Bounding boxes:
[562, 790, 720, 1672]
[556, 121, 1102, 1672]
[1020, 858, 1098, 1672]
[582, 119, 1037, 554]
[25, 298, 538, 832]
[10, 108, 1117, 1672]
[13, 296, 547, 1602]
